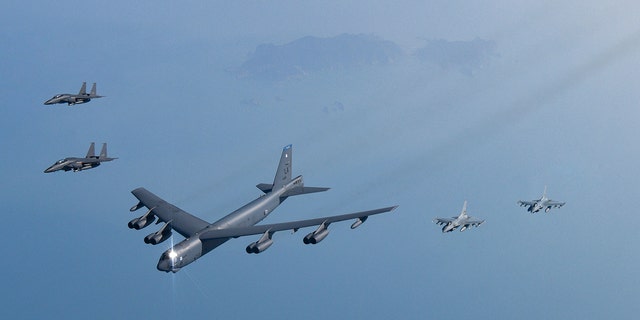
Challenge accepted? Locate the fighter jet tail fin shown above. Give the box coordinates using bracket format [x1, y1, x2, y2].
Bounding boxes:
[99, 143, 108, 158]
[86, 142, 96, 158]
[90, 83, 97, 96]
[460, 200, 468, 217]
[78, 82, 87, 96]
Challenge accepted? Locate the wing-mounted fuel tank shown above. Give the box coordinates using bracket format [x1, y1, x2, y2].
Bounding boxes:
[350, 216, 367, 229]
[246, 230, 273, 254]
[303, 221, 329, 244]
[144, 220, 173, 245]
[130, 201, 144, 212]
[128, 207, 156, 230]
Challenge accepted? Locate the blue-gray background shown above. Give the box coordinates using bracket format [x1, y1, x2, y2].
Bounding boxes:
[2, 1, 639, 319]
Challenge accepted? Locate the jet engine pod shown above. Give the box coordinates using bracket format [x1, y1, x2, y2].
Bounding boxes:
[545, 207, 551, 213]
[303, 227, 329, 244]
[128, 215, 155, 230]
[246, 230, 274, 254]
[246, 238, 274, 254]
[460, 225, 468, 232]
[144, 229, 172, 245]
[128, 208, 156, 230]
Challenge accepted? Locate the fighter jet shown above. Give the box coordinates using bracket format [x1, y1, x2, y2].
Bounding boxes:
[517, 186, 565, 213]
[44, 82, 103, 106]
[433, 201, 484, 233]
[128, 144, 398, 273]
[44, 143, 116, 173]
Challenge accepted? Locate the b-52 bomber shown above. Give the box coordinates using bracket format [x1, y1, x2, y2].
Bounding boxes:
[128, 145, 398, 273]
[517, 186, 565, 213]
[44, 82, 103, 106]
[44, 143, 116, 173]
[433, 201, 484, 233]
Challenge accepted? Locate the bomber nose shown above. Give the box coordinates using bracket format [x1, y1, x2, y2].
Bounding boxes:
[157, 259, 171, 272]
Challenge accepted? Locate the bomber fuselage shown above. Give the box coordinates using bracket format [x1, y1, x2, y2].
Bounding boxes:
[157, 176, 304, 272]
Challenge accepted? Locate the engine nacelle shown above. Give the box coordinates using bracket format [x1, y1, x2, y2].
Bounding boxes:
[303, 228, 329, 244]
[128, 215, 155, 230]
[246, 230, 274, 254]
[129, 216, 156, 230]
[460, 225, 468, 232]
[128, 208, 156, 230]
[144, 231, 171, 245]
[545, 207, 551, 213]
[144, 222, 172, 245]
[246, 238, 274, 254]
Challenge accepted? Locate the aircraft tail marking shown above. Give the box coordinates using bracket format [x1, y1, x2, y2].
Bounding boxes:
[259, 144, 329, 196]
[271, 144, 293, 191]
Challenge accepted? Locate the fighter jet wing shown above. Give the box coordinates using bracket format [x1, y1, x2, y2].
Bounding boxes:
[433, 217, 455, 225]
[464, 218, 485, 227]
[546, 201, 565, 208]
[517, 200, 535, 207]
[199, 206, 398, 240]
[131, 187, 210, 238]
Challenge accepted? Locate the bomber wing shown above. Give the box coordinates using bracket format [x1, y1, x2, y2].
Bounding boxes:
[199, 206, 398, 240]
[131, 188, 210, 238]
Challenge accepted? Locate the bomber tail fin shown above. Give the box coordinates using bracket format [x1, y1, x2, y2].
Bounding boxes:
[86, 142, 96, 158]
[256, 183, 329, 196]
[271, 144, 293, 191]
[258, 144, 329, 196]
[281, 186, 329, 197]
[78, 82, 87, 96]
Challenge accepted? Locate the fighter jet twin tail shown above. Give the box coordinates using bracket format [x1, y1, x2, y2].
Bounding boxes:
[44, 82, 103, 106]
[44, 142, 117, 173]
[128, 145, 398, 273]
[432, 187, 566, 233]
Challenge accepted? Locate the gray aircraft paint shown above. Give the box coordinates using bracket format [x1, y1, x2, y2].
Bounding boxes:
[433, 201, 485, 233]
[44, 142, 117, 173]
[517, 186, 566, 213]
[129, 145, 397, 273]
[44, 82, 103, 106]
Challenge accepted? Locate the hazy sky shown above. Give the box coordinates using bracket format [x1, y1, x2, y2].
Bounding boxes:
[2, 1, 640, 319]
